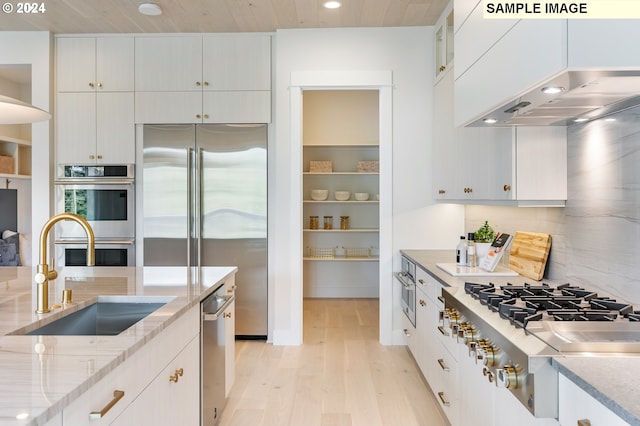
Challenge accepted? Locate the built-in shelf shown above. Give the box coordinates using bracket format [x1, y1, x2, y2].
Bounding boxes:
[303, 200, 379, 204]
[304, 172, 379, 176]
[303, 256, 380, 262]
[303, 228, 379, 233]
[0, 135, 31, 180]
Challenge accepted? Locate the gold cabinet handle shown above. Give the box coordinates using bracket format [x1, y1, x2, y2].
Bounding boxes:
[418, 278, 426, 286]
[97, 82, 103, 88]
[169, 373, 179, 383]
[224, 311, 232, 318]
[97, 155, 103, 159]
[176, 368, 184, 377]
[89, 390, 125, 419]
[419, 299, 426, 307]
[88, 82, 94, 88]
[503, 184, 511, 191]
[439, 65, 446, 72]
[437, 358, 450, 372]
[195, 81, 202, 86]
[438, 189, 446, 195]
[437, 391, 450, 406]
[196, 114, 202, 119]
[204, 81, 209, 86]
[577, 421, 591, 426]
[403, 328, 410, 337]
[464, 187, 474, 193]
[437, 325, 449, 336]
[437, 296, 445, 304]
[89, 155, 95, 160]
[204, 114, 210, 119]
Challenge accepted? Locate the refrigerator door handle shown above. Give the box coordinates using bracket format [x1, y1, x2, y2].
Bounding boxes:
[197, 146, 204, 267]
[187, 147, 194, 266]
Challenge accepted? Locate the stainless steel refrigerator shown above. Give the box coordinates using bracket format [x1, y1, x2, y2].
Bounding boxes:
[142, 124, 267, 338]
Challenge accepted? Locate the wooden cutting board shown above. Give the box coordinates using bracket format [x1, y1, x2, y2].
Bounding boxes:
[508, 231, 552, 280]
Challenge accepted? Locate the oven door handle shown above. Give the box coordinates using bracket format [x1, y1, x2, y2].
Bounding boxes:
[202, 295, 235, 321]
[394, 272, 414, 289]
[54, 179, 134, 185]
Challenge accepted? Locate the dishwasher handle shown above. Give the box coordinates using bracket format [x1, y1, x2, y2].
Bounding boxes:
[202, 295, 235, 321]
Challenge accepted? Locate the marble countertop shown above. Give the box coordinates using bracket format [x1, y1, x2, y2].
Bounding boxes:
[401, 249, 640, 425]
[0, 265, 237, 425]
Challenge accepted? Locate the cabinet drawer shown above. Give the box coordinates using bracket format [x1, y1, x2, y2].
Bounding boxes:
[415, 267, 444, 305]
[433, 341, 459, 425]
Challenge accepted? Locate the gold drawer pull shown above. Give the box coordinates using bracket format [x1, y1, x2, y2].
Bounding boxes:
[577, 421, 591, 426]
[437, 391, 450, 406]
[437, 358, 450, 372]
[89, 390, 125, 419]
[437, 325, 449, 336]
[437, 296, 445, 304]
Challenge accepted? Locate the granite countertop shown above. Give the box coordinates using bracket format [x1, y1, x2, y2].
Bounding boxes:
[400, 249, 640, 426]
[0, 265, 237, 425]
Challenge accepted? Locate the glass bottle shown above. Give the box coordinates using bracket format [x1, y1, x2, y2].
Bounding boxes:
[309, 216, 319, 230]
[467, 232, 476, 267]
[340, 216, 350, 230]
[323, 216, 333, 230]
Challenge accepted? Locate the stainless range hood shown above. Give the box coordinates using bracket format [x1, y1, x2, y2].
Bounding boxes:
[468, 70, 640, 127]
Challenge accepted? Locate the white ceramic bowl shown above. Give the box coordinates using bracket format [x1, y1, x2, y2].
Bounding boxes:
[310, 189, 329, 201]
[334, 190, 351, 201]
[354, 192, 370, 201]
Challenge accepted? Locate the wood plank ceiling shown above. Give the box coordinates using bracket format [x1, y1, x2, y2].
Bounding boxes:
[0, 0, 449, 33]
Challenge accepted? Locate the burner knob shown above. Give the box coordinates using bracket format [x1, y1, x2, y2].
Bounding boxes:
[496, 364, 520, 389]
[474, 340, 490, 363]
[479, 345, 499, 367]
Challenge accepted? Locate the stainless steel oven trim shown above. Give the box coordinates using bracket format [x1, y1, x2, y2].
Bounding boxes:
[395, 271, 416, 327]
[55, 239, 135, 267]
[54, 181, 135, 239]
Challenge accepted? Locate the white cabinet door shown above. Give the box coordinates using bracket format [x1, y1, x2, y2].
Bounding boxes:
[56, 37, 134, 92]
[110, 337, 200, 426]
[458, 347, 494, 426]
[203, 91, 271, 124]
[56, 37, 96, 92]
[57, 92, 135, 164]
[224, 299, 235, 397]
[56, 92, 97, 164]
[433, 69, 462, 200]
[95, 37, 134, 92]
[96, 92, 135, 163]
[558, 374, 629, 426]
[203, 35, 271, 91]
[135, 36, 203, 92]
[135, 91, 203, 124]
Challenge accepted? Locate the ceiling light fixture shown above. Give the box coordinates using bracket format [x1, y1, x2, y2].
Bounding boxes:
[138, 2, 162, 16]
[541, 86, 565, 94]
[0, 95, 51, 124]
[323, 1, 341, 9]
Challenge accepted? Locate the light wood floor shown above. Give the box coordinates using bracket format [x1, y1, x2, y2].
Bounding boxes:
[218, 298, 448, 426]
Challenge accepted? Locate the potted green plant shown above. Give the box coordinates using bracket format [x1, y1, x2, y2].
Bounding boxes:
[474, 221, 495, 262]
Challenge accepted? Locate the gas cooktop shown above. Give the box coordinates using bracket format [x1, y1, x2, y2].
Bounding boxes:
[464, 281, 640, 353]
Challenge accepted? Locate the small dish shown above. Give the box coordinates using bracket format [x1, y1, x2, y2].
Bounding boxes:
[310, 189, 329, 201]
[354, 192, 370, 201]
[334, 190, 351, 201]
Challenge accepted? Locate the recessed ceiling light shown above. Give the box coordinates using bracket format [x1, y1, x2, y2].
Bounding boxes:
[138, 2, 162, 16]
[323, 1, 341, 9]
[483, 118, 498, 124]
[541, 86, 565, 94]
[574, 118, 588, 123]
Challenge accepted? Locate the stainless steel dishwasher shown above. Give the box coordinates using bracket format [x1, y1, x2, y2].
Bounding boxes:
[201, 285, 235, 425]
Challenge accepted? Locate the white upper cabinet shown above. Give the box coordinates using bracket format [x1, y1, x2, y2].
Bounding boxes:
[203, 35, 271, 91]
[134, 36, 203, 92]
[434, 2, 454, 81]
[134, 35, 271, 123]
[56, 36, 134, 92]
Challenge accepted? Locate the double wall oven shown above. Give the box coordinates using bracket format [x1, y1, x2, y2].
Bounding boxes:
[54, 164, 135, 266]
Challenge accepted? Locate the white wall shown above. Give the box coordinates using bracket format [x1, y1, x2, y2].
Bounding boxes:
[273, 27, 464, 345]
[0, 32, 52, 266]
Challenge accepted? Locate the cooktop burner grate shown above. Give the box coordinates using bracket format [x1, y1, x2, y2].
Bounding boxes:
[464, 281, 637, 328]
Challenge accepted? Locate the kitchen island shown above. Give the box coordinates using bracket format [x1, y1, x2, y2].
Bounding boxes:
[401, 249, 640, 426]
[0, 265, 236, 425]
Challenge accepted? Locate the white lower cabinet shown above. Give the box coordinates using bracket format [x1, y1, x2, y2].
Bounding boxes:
[110, 336, 200, 426]
[62, 306, 199, 425]
[558, 374, 629, 426]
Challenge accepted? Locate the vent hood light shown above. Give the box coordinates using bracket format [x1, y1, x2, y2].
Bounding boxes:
[483, 118, 498, 124]
[574, 118, 588, 123]
[467, 71, 640, 127]
[604, 117, 617, 122]
[541, 86, 565, 94]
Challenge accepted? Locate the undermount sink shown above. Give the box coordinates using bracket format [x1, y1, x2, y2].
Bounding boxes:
[17, 296, 175, 336]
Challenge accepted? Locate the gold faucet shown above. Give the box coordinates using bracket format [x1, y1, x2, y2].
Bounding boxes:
[35, 213, 95, 314]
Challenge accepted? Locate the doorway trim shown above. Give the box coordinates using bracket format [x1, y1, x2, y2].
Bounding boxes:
[289, 70, 393, 345]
